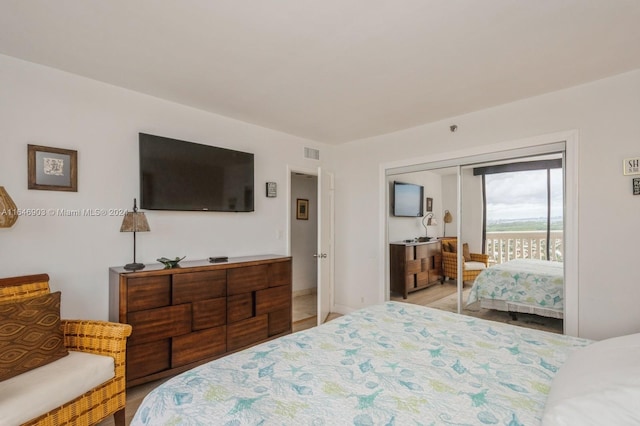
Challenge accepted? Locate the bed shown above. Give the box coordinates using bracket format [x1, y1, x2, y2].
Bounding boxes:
[466, 259, 564, 319]
[131, 301, 597, 425]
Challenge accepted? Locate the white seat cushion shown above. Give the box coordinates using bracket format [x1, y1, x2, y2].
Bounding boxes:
[464, 261, 486, 271]
[0, 351, 114, 426]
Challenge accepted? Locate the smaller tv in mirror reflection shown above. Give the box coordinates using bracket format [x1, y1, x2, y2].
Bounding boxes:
[392, 181, 424, 217]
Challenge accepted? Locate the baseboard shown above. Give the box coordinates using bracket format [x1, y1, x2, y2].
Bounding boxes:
[292, 288, 317, 298]
[331, 303, 357, 316]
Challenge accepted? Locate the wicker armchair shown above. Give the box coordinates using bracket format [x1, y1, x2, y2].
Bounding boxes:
[0, 273, 132, 426]
[441, 238, 489, 284]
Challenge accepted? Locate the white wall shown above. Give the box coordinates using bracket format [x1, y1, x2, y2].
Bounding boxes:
[333, 69, 640, 340]
[0, 54, 330, 320]
[291, 173, 318, 293]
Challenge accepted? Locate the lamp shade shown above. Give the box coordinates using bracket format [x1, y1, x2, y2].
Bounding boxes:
[442, 210, 453, 237]
[120, 198, 150, 271]
[0, 186, 18, 228]
[119, 211, 150, 233]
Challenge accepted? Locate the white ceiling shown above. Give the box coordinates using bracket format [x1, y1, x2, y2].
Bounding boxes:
[1, 1, 639, 144]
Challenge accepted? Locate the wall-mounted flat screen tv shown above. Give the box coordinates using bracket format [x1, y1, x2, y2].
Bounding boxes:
[139, 133, 254, 212]
[392, 181, 424, 217]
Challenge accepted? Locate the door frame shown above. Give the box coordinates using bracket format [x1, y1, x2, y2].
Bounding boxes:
[286, 165, 318, 256]
[286, 165, 335, 324]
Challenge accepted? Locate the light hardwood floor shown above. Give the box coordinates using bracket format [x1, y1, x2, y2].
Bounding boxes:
[390, 280, 458, 305]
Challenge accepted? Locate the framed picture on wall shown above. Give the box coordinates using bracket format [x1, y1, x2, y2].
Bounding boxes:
[28, 144, 78, 192]
[426, 197, 433, 212]
[296, 198, 309, 220]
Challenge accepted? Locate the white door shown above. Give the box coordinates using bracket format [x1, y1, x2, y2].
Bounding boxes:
[317, 168, 334, 325]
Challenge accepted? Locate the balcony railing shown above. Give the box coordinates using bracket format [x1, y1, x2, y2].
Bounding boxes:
[485, 230, 563, 264]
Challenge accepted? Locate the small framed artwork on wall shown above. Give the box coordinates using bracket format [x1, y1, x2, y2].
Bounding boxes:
[296, 199, 309, 220]
[28, 144, 78, 192]
[426, 197, 433, 212]
[266, 182, 277, 198]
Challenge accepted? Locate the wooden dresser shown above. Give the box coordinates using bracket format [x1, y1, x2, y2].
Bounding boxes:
[109, 255, 292, 387]
[390, 240, 442, 299]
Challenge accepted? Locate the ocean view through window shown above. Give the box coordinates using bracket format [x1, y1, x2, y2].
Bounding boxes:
[482, 164, 563, 263]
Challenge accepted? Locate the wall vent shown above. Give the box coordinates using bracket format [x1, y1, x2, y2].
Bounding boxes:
[304, 147, 320, 160]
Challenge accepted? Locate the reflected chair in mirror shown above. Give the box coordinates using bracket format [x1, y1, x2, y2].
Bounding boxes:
[440, 237, 489, 285]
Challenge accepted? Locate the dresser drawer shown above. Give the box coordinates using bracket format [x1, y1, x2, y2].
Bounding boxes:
[256, 285, 290, 315]
[128, 304, 192, 346]
[172, 326, 226, 367]
[192, 297, 226, 330]
[172, 270, 226, 305]
[268, 308, 291, 336]
[268, 260, 292, 287]
[227, 293, 254, 323]
[406, 259, 422, 275]
[227, 314, 268, 351]
[227, 265, 268, 295]
[126, 276, 171, 312]
[127, 339, 171, 381]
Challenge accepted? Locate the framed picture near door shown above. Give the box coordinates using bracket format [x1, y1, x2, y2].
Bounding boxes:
[296, 199, 309, 220]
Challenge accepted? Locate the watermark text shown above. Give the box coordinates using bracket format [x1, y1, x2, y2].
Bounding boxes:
[0, 208, 128, 217]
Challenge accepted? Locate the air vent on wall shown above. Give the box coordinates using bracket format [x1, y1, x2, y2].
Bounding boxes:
[304, 147, 320, 160]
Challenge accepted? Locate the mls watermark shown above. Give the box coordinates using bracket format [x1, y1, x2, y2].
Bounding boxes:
[0, 208, 128, 217]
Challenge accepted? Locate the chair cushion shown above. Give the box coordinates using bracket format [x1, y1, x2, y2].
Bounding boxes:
[0, 291, 68, 381]
[0, 350, 115, 425]
[465, 261, 486, 271]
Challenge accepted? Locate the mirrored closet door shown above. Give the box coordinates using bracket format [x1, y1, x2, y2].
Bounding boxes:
[387, 143, 567, 334]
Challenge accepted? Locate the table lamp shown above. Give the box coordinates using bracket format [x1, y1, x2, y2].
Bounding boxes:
[421, 212, 434, 237]
[120, 198, 150, 270]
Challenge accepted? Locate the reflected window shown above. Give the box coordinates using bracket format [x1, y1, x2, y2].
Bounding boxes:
[476, 159, 563, 263]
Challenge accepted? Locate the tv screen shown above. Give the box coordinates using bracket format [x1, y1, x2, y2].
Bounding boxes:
[393, 181, 424, 217]
[139, 133, 254, 212]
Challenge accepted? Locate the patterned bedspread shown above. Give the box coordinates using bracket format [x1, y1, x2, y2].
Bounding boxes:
[131, 302, 589, 426]
[467, 259, 564, 315]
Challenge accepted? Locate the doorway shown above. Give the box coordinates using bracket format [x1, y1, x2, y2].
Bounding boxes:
[290, 172, 318, 325]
